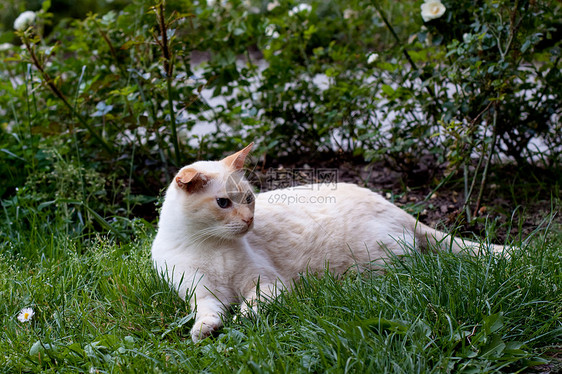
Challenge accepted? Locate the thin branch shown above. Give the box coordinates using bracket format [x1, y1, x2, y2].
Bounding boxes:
[372, 2, 438, 105]
[153, 0, 181, 166]
[21, 33, 114, 154]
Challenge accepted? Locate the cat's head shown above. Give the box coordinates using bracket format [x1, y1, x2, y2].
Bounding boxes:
[171, 143, 255, 240]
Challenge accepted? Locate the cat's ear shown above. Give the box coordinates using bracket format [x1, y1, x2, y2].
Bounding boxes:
[221, 142, 254, 170]
[175, 168, 209, 193]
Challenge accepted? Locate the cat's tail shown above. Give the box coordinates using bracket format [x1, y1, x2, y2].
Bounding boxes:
[413, 222, 505, 255]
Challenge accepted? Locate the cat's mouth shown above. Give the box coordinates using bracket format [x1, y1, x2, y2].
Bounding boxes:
[235, 225, 252, 235]
[232, 221, 253, 236]
[210, 223, 252, 240]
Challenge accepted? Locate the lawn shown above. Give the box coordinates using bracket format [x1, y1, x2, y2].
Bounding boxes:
[1, 217, 560, 373]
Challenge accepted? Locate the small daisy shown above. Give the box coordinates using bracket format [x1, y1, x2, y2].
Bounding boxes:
[17, 307, 35, 323]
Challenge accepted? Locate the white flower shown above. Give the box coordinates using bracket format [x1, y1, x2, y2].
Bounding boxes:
[421, 0, 446, 22]
[0, 43, 14, 51]
[13, 11, 36, 31]
[265, 24, 280, 39]
[17, 307, 35, 323]
[265, 24, 275, 36]
[267, 0, 280, 11]
[289, 3, 312, 16]
[242, 0, 260, 13]
[367, 52, 379, 64]
[343, 9, 357, 20]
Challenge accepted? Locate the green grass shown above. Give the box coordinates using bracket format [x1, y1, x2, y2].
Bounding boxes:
[1, 220, 561, 373]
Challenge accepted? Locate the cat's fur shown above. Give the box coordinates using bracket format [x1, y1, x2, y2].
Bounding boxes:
[151, 143, 503, 342]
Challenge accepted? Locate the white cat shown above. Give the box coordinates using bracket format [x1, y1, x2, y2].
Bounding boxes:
[151, 143, 504, 342]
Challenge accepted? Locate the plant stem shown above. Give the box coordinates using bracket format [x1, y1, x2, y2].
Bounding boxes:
[133, 73, 171, 180]
[21, 34, 114, 154]
[93, 18, 129, 79]
[473, 107, 498, 217]
[372, 2, 437, 104]
[463, 163, 471, 222]
[23, 64, 37, 172]
[166, 76, 181, 166]
[463, 148, 484, 221]
[460, 100, 494, 222]
[154, 1, 182, 166]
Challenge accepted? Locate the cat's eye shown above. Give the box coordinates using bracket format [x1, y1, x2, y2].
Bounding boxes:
[216, 198, 232, 209]
[245, 193, 254, 204]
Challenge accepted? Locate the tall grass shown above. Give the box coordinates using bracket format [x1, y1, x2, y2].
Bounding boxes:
[1, 213, 560, 373]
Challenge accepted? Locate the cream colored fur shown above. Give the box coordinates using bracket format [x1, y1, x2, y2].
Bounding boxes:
[151, 143, 503, 342]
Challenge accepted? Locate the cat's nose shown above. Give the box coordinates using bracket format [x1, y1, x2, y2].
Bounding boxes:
[242, 217, 253, 227]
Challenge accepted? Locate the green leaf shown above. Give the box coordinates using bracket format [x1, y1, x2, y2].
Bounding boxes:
[483, 313, 503, 334]
[29, 341, 44, 357]
[42, 0, 51, 12]
[65, 342, 86, 358]
[381, 84, 394, 96]
[161, 312, 196, 338]
[345, 318, 409, 335]
[0, 148, 26, 161]
[304, 25, 317, 40]
[521, 40, 531, 54]
[481, 334, 505, 358]
[325, 68, 339, 77]
[38, 200, 56, 211]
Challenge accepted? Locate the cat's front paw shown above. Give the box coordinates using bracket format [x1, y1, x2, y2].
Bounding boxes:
[191, 315, 222, 343]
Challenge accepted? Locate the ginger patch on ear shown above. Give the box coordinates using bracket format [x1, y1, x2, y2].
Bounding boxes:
[176, 168, 210, 193]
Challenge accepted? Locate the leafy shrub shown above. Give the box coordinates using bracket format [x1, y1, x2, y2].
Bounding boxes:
[0, 0, 560, 238]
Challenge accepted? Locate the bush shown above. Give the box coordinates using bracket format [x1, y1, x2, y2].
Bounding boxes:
[0, 0, 560, 237]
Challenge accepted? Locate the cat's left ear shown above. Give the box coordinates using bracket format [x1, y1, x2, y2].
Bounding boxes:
[221, 142, 254, 170]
